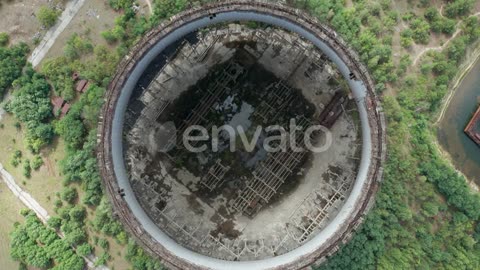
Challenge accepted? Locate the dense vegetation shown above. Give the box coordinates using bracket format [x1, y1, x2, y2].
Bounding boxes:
[9, 0, 176, 267]
[296, 0, 480, 269]
[0, 32, 9, 47]
[5, 68, 54, 152]
[0, 42, 29, 96]
[4, 1, 163, 267]
[10, 211, 84, 270]
[4, 0, 480, 269]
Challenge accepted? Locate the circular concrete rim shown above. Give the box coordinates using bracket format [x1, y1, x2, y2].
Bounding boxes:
[98, 1, 387, 270]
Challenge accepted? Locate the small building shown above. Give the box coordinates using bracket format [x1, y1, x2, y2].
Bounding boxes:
[50, 96, 71, 118]
[60, 103, 71, 118]
[76, 79, 89, 93]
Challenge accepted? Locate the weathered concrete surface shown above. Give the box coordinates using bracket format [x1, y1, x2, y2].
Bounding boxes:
[123, 24, 361, 261]
[98, 1, 386, 270]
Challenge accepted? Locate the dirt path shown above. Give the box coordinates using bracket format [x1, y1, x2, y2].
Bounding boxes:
[29, 0, 86, 67]
[413, 12, 480, 66]
[0, 163, 50, 223]
[0, 163, 108, 270]
[145, 0, 153, 15]
[412, 26, 462, 66]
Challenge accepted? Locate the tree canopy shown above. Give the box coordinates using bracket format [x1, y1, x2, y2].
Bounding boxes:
[5, 68, 54, 152]
[0, 43, 29, 96]
[10, 212, 85, 270]
[37, 6, 60, 28]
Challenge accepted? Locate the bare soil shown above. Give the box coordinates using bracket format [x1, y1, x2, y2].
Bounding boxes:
[42, 0, 119, 61]
[0, 0, 49, 45]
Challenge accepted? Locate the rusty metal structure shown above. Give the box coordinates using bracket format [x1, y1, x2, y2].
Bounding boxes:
[465, 105, 480, 146]
[97, 1, 387, 269]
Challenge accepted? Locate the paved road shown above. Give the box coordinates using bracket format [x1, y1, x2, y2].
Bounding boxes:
[0, 163, 50, 223]
[29, 0, 86, 67]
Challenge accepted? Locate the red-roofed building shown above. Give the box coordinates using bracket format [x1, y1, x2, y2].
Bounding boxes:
[76, 80, 89, 93]
[60, 103, 71, 118]
[51, 96, 65, 113]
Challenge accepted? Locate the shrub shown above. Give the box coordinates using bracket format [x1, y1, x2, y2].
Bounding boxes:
[76, 243, 93, 257]
[444, 0, 475, 18]
[31, 156, 44, 170]
[47, 216, 62, 229]
[0, 32, 9, 47]
[410, 18, 431, 44]
[37, 6, 60, 28]
[69, 206, 86, 222]
[54, 199, 63, 208]
[10, 157, 20, 167]
[23, 159, 31, 178]
[101, 30, 118, 44]
[13, 150, 21, 159]
[63, 34, 93, 60]
[108, 0, 133, 10]
[61, 187, 78, 204]
[94, 252, 110, 266]
[0, 43, 29, 96]
[63, 225, 87, 246]
[98, 238, 109, 251]
[400, 29, 413, 48]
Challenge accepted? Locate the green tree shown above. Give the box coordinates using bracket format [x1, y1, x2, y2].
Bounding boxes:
[23, 159, 31, 178]
[69, 206, 86, 222]
[444, 0, 475, 18]
[10, 213, 84, 270]
[400, 29, 413, 48]
[47, 216, 62, 229]
[98, 238, 109, 251]
[61, 187, 78, 204]
[410, 18, 431, 44]
[152, 0, 188, 23]
[41, 57, 76, 101]
[37, 6, 60, 28]
[462, 17, 480, 43]
[0, 32, 9, 46]
[64, 227, 87, 246]
[31, 156, 44, 170]
[76, 243, 93, 257]
[0, 43, 29, 95]
[108, 0, 133, 10]
[125, 238, 162, 270]
[64, 33, 93, 60]
[6, 68, 54, 152]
